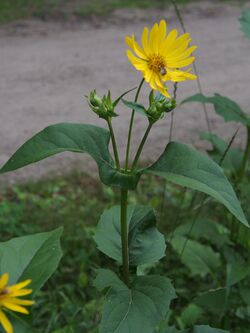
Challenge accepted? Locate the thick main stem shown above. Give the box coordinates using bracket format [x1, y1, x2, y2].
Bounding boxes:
[239, 126, 250, 181]
[107, 117, 120, 170]
[131, 122, 153, 170]
[125, 79, 145, 171]
[120, 189, 129, 285]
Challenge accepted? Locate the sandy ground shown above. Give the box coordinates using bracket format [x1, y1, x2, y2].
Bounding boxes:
[1, 1, 250, 184]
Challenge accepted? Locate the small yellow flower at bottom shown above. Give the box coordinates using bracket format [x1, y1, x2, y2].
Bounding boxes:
[125, 20, 197, 98]
[0, 273, 34, 333]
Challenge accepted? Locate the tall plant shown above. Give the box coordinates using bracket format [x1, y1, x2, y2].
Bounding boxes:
[0, 20, 248, 333]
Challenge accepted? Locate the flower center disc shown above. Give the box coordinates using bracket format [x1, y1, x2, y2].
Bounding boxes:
[148, 54, 166, 75]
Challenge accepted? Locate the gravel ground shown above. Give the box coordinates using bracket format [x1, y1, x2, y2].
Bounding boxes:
[0, 1, 250, 184]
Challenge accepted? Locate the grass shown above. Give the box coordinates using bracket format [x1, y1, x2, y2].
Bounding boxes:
[0, 0, 247, 25]
[0, 169, 249, 332]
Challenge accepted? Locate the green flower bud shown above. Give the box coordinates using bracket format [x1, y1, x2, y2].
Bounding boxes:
[86, 90, 118, 120]
[146, 93, 176, 123]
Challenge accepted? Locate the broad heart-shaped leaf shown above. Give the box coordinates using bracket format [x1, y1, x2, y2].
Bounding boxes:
[94, 269, 176, 333]
[170, 236, 221, 277]
[200, 131, 243, 172]
[0, 123, 141, 190]
[182, 93, 250, 126]
[239, 9, 250, 39]
[94, 205, 166, 266]
[146, 142, 248, 227]
[0, 228, 63, 294]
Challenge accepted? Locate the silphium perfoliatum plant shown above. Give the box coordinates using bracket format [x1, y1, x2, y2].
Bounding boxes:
[0, 20, 248, 333]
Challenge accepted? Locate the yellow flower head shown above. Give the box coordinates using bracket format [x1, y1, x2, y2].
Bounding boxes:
[125, 20, 197, 98]
[0, 273, 34, 333]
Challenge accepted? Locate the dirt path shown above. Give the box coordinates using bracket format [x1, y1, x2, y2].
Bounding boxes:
[1, 1, 250, 184]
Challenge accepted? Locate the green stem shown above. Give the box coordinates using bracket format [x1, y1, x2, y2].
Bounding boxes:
[131, 122, 153, 170]
[239, 126, 250, 181]
[120, 189, 129, 285]
[107, 117, 120, 170]
[125, 78, 145, 171]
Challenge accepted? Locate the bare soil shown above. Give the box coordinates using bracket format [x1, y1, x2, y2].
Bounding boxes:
[1, 1, 250, 184]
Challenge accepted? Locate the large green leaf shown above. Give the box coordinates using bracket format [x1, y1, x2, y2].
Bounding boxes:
[0, 123, 141, 190]
[0, 228, 63, 294]
[94, 269, 176, 333]
[239, 9, 250, 39]
[200, 131, 243, 172]
[182, 93, 250, 126]
[146, 142, 248, 226]
[94, 205, 166, 266]
[171, 236, 221, 277]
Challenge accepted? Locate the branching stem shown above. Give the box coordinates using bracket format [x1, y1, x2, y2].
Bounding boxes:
[125, 79, 145, 171]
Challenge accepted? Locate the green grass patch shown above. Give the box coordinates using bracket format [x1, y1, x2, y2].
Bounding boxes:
[0, 0, 246, 25]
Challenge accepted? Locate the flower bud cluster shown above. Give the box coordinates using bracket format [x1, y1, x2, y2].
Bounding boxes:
[147, 94, 176, 123]
[87, 90, 118, 120]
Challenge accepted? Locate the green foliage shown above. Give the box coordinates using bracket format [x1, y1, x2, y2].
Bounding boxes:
[200, 131, 243, 173]
[94, 269, 176, 333]
[0, 228, 63, 292]
[94, 205, 166, 266]
[0, 123, 143, 190]
[182, 93, 250, 126]
[170, 236, 221, 277]
[239, 9, 250, 39]
[147, 141, 248, 226]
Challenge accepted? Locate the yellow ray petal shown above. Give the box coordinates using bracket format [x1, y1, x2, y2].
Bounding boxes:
[160, 29, 178, 53]
[158, 20, 167, 44]
[166, 38, 192, 58]
[9, 288, 33, 297]
[0, 274, 9, 290]
[131, 35, 147, 59]
[149, 23, 159, 52]
[2, 301, 29, 314]
[167, 45, 197, 62]
[7, 279, 32, 292]
[141, 27, 150, 55]
[6, 298, 34, 306]
[0, 310, 13, 333]
[167, 56, 195, 68]
[167, 69, 197, 82]
[126, 50, 147, 70]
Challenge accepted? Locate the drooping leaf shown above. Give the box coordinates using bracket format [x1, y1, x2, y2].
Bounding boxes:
[194, 288, 227, 313]
[95, 269, 176, 333]
[0, 123, 141, 190]
[239, 9, 250, 39]
[173, 218, 231, 248]
[0, 228, 63, 294]
[146, 142, 248, 227]
[94, 205, 166, 266]
[200, 131, 243, 172]
[182, 93, 250, 126]
[171, 236, 221, 277]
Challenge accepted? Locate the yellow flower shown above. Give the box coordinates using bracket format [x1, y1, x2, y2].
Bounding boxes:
[0, 273, 34, 333]
[125, 20, 197, 98]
